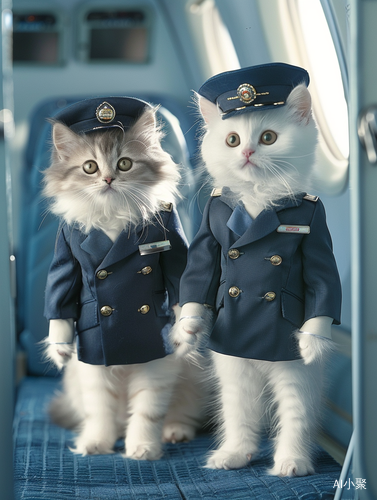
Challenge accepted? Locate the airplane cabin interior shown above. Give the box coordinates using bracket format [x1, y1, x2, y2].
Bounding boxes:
[0, 0, 375, 499]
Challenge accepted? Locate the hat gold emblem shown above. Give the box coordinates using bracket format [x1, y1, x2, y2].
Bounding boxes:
[96, 102, 116, 123]
[227, 84, 270, 105]
[237, 84, 257, 103]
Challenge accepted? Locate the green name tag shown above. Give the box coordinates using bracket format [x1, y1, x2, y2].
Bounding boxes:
[139, 240, 172, 255]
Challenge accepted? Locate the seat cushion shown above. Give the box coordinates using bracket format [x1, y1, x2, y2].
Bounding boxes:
[14, 377, 342, 499]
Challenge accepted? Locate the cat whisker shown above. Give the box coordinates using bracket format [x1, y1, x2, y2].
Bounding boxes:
[117, 188, 156, 223]
[184, 351, 206, 371]
[189, 175, 213, 214]
[261, 162, 297, 199]
[124, 192, 166, 230]
[124, 139, 148, 148]
[38, 207, 52, 230]
[267, 162, 300, 186]
[269, 152, 316, 160]
[270, 163, 305, 193]
[125, 183, 173, 206]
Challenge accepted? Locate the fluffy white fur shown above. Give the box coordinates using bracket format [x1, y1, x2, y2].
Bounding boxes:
[172, 85, 335, 476]
[43, 107, 205, 459]
[47, 345, 205, 459]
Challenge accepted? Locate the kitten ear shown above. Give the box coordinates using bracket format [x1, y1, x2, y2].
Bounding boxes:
[286, 84, 312, 124]
[197, 95, 220, 124]
[52, 122, 80, 160]
[134, 107, 157, 132]
[131, 107, 160, 142]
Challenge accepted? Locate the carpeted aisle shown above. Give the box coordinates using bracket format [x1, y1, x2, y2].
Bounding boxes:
[14, 377, 341, 500]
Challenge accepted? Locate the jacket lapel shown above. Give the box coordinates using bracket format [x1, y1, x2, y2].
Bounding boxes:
[230, 208, 281, 247]
[79, 226, 144, 268]
[79, 212, 170, 268]
[80, 229, 114, 262]
[229, 194, 305, 248]
[100, 228, 144, 268]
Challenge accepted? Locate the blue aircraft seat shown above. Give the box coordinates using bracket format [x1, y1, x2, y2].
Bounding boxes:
[14, 96, 342, 499]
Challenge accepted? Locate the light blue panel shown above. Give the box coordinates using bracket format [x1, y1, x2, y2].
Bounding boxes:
[157, 0, 208, 91]
[323, 349, 353, 448]
[0, 144, 15, 498]
[0, 1, 15, 498]
[216, 0, 270, 67]
[319, 188, 351, 331]
[11, 0, 199, 123]
[349, 1, 377, 498]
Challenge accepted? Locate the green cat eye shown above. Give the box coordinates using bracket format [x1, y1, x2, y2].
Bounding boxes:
[260, 130, 277, 145]
[117, 157, 133, 171]
[226, 132, 241, 147]
[82, 160, 98, 174]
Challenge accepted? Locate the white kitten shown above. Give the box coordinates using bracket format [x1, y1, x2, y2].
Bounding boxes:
[48, 344, 206, 459]
[198, 83, 317, 218]
[43, 104, 206, 459]
[173, 83, 338, 476]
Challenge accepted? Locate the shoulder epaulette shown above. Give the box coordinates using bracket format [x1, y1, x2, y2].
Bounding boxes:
[303, 194, 319, 202]
[160, 201, 173, 212]
[211, 188, 223, 197]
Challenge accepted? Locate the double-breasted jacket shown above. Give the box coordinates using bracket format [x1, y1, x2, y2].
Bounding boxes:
[44, 207, 188, 366]
[179, 189, 341, 361]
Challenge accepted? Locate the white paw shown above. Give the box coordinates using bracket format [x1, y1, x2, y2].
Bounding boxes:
[71, 436, 115, 456]
[125, 444, 163, 461]
[205, 449, 252, 470]
[170, 319, 202, 357]
[269, 457, 315, 477]
[297, 332, 334, 365]
[162, 423, 196, 443]
[44, 341, 75, 369]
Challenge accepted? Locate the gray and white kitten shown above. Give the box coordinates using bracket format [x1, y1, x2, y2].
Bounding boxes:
[43, 107, 205, 459]
[43, 107, 179, 236]
[173, 85, 335, 476]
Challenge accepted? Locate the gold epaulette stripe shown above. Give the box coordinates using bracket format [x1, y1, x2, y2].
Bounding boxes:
[303, 194, 319, 202]
[211, 188, 223, 197]
[160, 201, 173, 212]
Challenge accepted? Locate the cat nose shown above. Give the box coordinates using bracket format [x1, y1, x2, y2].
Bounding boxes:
[103, 177, 114, 185]
[243, 149, 255, 158]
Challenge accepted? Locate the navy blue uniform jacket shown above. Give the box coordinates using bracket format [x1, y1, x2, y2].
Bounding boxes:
[179, 191, 341, 361]
[44, 208, 188, 366]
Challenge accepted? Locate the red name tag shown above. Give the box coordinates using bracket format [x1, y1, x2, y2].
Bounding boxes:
[277, 225, 310, 234]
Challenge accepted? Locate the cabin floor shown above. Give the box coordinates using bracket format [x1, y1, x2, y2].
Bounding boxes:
[14, 376, 341, 500]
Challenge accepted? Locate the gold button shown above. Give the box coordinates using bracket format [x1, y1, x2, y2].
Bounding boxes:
[100, 305, 113, 316]
[228, 249, 240, 260]
[139, 266, 152, 275]
[138, 305, 150, 314]
[264, 292, 276, 302]
[229, 286, 241, 298]
[270, 255, 282, 266]
[96, 269, 108, 279]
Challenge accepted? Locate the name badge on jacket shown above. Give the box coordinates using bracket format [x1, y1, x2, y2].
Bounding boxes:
[277, 225, 310, 234]
[139, 240, 172, 255]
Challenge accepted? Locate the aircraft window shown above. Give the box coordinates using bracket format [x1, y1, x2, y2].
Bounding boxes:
[78, 8, 150, 63]
[258, 0, 349, 192]
[295, 0, 349, 160]
[13, 13, 61, 65]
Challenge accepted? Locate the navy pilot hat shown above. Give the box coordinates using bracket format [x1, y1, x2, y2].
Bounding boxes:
[198, 62, 310, 119]
[52, 96, 152, 134]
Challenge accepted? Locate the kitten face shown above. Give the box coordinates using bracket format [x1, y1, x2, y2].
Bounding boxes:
[43, 108, 179, 232]
[199, 84, 318, 208]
